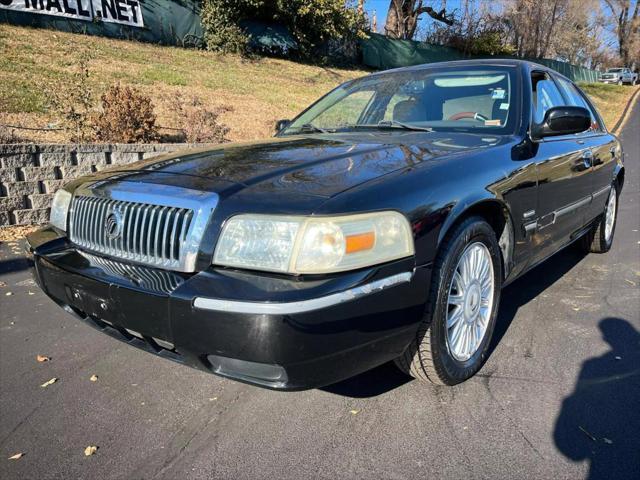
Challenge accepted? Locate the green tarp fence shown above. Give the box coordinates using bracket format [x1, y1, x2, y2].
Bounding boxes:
[361, 33, 600, 83]
[0, 0, 203, 47]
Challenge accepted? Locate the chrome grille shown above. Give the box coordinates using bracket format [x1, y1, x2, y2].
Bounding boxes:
[81, 252, 184, 294]
[69, 196, 193, 270]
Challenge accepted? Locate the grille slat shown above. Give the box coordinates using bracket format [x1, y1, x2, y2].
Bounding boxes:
[81, 252, 184, 294]
[70, 196, 194, 271]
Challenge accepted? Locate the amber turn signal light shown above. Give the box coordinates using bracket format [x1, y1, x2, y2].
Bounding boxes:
[345, 232, 375, 254]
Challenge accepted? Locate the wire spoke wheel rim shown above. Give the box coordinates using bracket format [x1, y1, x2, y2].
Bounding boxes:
[604, 188, 616, 242]
[446, 242, 495, 362]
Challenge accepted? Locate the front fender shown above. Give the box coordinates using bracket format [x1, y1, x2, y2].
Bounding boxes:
[436, 194, 509, 246]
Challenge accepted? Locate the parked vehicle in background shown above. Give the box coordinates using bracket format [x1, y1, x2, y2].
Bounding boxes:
[599, 68, 638, 85]
[28, 60, 624, 390]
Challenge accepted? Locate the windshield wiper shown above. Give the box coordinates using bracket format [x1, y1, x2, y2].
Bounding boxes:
[295, 123, 332, 134]
[376, 120, 433, 132]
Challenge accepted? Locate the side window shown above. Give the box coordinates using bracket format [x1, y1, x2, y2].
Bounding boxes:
[555, 77, 602, 132]
[312, 90, 375, 128]
[532, 73, 565, 123]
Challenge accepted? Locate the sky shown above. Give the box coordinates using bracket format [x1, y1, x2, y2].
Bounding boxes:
[361, 0, 632, 50]
[363, 0, 469, 34]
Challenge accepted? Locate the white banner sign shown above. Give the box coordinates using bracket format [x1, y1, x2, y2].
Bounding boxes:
[0, 0, 144, 28]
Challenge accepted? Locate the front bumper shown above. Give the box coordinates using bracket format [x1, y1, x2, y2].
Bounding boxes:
[27, 227, 430, 390]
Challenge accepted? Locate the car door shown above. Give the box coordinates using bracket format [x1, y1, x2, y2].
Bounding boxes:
[554, 76, 617, 224]
[527, 71, 594, 264]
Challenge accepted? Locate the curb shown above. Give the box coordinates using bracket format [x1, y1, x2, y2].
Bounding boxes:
[612, 86, 640, 135]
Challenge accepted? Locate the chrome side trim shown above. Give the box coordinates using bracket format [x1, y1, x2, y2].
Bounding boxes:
[193, 272, 413, 314]
[592, 185, 611, 199]
[523, 221, 537, 234]
[555, 196, 591, 219]
[523, 209, 536, 219]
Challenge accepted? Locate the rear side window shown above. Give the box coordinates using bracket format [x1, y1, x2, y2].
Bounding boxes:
[555, 77, 603, 132]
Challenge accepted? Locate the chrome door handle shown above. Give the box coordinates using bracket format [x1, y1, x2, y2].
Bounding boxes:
[582, 149, 593, 168]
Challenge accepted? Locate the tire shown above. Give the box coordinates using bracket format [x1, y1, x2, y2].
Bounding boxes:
[581, 182, 619, 253]
[395, 216, 502, 385]
[617, 79, 623, 86]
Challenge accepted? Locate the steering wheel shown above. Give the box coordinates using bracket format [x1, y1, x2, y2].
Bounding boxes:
[448, 111, 489, 122]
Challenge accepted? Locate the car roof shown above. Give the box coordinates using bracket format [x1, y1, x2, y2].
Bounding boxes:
[368, 58, 567, 81]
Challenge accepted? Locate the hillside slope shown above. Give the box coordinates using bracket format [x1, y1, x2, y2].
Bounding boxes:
[1, 25, 636, 143]
[0, 25, 367, 143]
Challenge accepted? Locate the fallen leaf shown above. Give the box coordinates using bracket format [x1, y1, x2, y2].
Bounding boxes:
[89, 375, 98, 382]
[625, 279, 637, 286]
[36, 355, 50, 363]
[28, 291, 35, 296]
[5, 292, 13, 296]
[572, 307, 580, 311]
[209, 397, 218, 401]
[0, 281, 6, 287]
[579, 426, 597, 442]
[84, 446, 98, 456]
[349, 409, 360, 415]
[40, 377, 58, 388]
[8, 453, 24, 460]
[603, 438, 613, 444]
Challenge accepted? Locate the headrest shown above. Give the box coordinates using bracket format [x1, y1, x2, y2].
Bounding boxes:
[393, 99, 426, 123]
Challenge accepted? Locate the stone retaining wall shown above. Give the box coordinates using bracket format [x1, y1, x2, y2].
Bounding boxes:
[0, 143, 204, 226]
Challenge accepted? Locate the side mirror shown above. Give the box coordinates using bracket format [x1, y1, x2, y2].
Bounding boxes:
[275, 119, 291, 133]
[531, 106, 591, 140]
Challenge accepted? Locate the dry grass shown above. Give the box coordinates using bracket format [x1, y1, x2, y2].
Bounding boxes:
[580, 83, 640, 130]
[0, 225, 39, 243]
[0, 24, 368, 143]
[1, 25, 636, 143]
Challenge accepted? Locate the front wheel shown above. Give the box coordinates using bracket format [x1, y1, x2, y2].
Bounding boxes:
[581, 183, 618, 253]
[395, 217, 502, 385]
[617, 79, 623, 85]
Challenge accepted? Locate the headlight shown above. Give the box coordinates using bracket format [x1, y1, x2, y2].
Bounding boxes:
[213, 211, 414, 274]
[49, 189, 72, 232]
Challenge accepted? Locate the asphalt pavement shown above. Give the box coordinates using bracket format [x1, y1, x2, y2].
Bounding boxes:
[1, 101, 638, 480]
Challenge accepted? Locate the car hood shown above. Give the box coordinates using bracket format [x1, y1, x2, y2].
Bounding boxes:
[81, 132, 511, 200]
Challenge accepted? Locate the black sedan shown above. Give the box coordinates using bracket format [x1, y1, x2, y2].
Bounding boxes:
[27, 59, 624, 389]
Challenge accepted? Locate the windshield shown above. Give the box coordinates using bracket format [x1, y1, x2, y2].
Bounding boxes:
[282, 66, 518, 135]
[607, 69, 623, 73]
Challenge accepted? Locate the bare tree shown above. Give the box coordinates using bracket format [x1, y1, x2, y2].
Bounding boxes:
[384, 0, 454, 39]
[501, 0, 570, 58]
[603, 0, 640, 67]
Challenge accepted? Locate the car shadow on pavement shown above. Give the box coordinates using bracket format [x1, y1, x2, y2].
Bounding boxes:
[554, 317, 640, 480]
[323, 244, 589, 398]
[0, 257, 31, 276]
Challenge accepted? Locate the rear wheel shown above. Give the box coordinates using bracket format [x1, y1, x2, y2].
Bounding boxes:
[395, 217, 502, 385]
[581, 183, 618, 253]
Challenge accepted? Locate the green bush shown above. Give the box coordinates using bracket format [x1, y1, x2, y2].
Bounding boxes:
[200, 0, 366, 58]
[201, 0, 252, 55]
